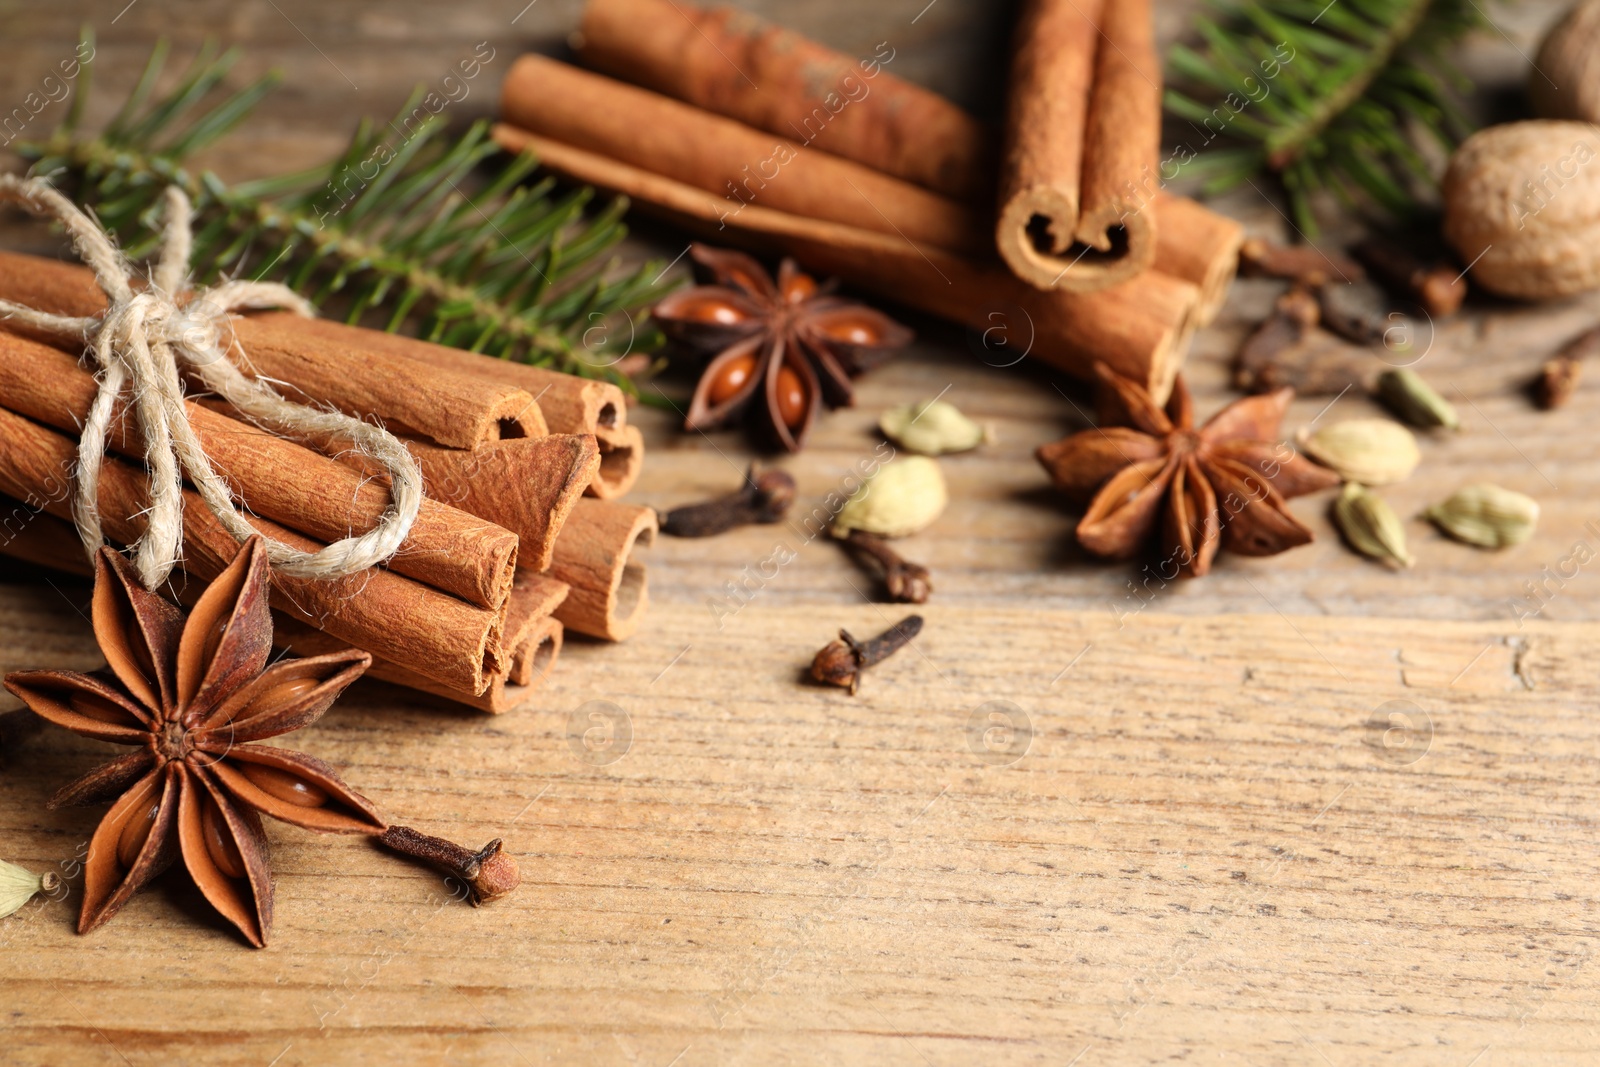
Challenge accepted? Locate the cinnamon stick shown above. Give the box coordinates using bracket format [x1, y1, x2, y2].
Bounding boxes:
[494, 124, 1198, 403]
[1073, 0, 1161, 263]
[995, 0, 1164, 291]
[500, 55, 987, 258]
[590, 423, 644, 501]
[549, 498, 657, 641]
[296, 311, 628, 436]
[562, 2, 1242, 323]
[0, 503, 559, 714]
[573, 0, 994, 201]
[337, 433, 599, 574]
[0, 252, 547, 448]
[271, 572, 568, 713]
[0, 406, 503, 694]
[0, 330, 519, 610]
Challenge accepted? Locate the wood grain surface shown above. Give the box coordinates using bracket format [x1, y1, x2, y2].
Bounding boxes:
[2, 1, 1599, 1064]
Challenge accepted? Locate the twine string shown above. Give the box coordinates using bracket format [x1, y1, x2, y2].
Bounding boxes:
[0, 175, 423, 590]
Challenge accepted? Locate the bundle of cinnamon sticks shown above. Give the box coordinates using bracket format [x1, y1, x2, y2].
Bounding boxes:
[0, 251, 656, 713]
[492, 0, 1243, 404]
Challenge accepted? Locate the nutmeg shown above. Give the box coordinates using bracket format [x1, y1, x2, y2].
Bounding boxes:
[1531, 0, 1600, 124]
[1442, 121, 1600, 300]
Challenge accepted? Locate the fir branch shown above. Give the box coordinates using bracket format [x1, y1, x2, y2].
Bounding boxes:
[14, 31, 671, 384]
[1165, 0, 1481, 235]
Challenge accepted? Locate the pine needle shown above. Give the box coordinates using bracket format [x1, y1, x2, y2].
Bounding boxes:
[16, 29, 672, 385]
[1164, 0, 1481, 236]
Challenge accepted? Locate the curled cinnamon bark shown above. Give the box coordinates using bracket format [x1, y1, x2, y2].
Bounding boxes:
[995, 0, 1107, 291]
[494, 124, 1199, 405]
[0, 331, 519, 610]
[501, 55, 986, 258]
[0, 408, 504, 695]
[548, 499, 658, 641]
[574, 0, 993, 200]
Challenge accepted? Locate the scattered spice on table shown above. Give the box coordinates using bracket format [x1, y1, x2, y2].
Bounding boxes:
[811, 615, 924, 695]
[2, 536, 519, 948]
[378, 826, 521, 906]
[1333, 482, 1415, 570]
[0, 859, 59, 918]
[653, 244, 913, 452]
[1036, 364, 1340, 578]
[658, 465, 797, 537]
[1426, 484, 1540, 548]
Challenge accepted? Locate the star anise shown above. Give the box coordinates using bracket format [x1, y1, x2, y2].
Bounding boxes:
[4, 536, 382, 947]
[653, 244, 913, 452]
[1036, 364, 1341, 577]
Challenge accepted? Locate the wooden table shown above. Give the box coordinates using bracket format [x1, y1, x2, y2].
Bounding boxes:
[3, 3, 1599, 1064]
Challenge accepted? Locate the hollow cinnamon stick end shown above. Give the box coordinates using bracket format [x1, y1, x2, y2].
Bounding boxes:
[996, 189, 1148, 294]
[587, 423, 645, 499]
[550, 501, 658, 642]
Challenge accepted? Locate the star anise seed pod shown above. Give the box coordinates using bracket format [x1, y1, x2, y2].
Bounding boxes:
[653, 244, 913, 452]
[4, 536, 383, 947]
[1036, 364, 1341, 577]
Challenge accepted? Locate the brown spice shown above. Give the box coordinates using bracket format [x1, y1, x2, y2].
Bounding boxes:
[1239, 238, 1364, 288]
[377, 825, 521, 905]
[1351, 236, 1468, 318]
[654, 245, 913, 452]
[1037, 364, 1341, 577]
[839, 530, 932, 605]
[1535, 325, 1600, 409]
[811, 615, 924, 695]
[659, 466, 797, 537]
[2, 537, 384, 947]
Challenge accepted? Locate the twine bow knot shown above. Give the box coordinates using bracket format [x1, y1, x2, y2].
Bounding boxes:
[0, 175, 422, 590]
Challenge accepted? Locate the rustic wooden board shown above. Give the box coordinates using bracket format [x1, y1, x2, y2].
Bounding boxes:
[3, 0, 1600, 1063]
[2, 590, 1598, 1065]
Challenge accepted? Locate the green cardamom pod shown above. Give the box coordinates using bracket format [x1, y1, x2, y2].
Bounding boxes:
[1425, 484, 1539, 548]
[833, 456, 948, 538]
[1298, 418, 1421, 485]
[879, 399, 987, 455]
[1333, 482, 1414, 569]
[1375, 368, 1460, 431]
[0, 859, 58, 919]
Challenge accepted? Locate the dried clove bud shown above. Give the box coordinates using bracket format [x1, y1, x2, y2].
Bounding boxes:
[1234, 286, 1321, 392]
[1537, 356, 1582, 409]
[840, 529, 932, 604]
[1333, 482, 1414, 570]
[1375, 368, 1460, 431]
[658, 465, 797, 537]
[1533, 325, 1599, 409]
[0, 859, 59, 918]
[378, 825, 521, 905]
[1317, 281, 1392, 346]
[810, 614, 924, 695]
[1351, 236, 1468, 318]
[1425, 484, 1540, 549]
[1239, 238, 1365, 288]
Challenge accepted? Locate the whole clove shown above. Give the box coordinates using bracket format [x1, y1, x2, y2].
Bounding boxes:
[1351, 236, 1468, 319]
[1316, 281, 1392, 346]
[1234, 287, 1370, 396]
[658, 465, 797, 537]
[1239, 238, 1365, 288]
[811, 614, 924, 695]
[840, 529, 933, 604]
[1534, 326, 1599, 409]
[378, 825, 521, 906]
